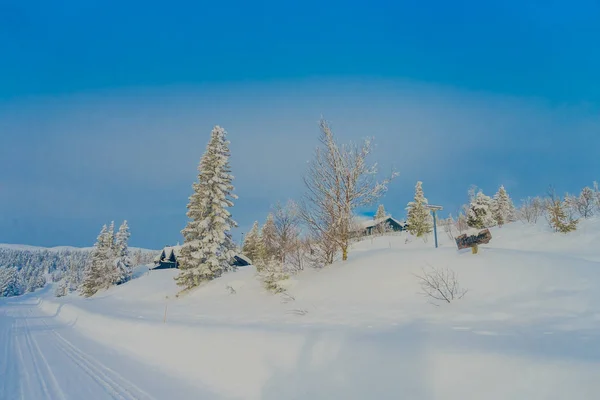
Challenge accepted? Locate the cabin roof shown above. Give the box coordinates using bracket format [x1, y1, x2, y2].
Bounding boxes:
[353, 216, 406, 231]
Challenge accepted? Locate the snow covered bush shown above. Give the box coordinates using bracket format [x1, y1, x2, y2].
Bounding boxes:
[467, 191, 496, 229]
[177, 125, 238, 290]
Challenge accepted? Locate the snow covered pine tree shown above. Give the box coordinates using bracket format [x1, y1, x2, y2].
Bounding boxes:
[492, 185, 516, 227]
[374, 204, 387, 220]
[242, 221, 262, 265]
[406, 181, 433, 238]
[81, 225, 116, 297]
[176, 126, 238, 290]
[115, 220, 132, 284]
[467, 191, 496, 229]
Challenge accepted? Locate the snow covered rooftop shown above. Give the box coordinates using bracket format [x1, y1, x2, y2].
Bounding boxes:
[353, 216, 406, 231]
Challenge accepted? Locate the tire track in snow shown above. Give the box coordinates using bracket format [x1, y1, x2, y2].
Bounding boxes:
[41, 319, 157, 400]
[0, 311, 20, 400]
[22, 317, 68, 400]
[13, 320, 31, 400]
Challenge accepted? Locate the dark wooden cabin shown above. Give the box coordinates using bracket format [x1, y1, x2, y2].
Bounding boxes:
[152, 246, 251, 270]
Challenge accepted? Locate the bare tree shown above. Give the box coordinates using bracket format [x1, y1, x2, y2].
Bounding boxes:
[517, 196, 545, 224]
[300, 118, 396, 263]
[414, 265, 467, 305]
[272, 200, 302, 264]
[455, 212, 469, 234]
[443, 215, 456, 240]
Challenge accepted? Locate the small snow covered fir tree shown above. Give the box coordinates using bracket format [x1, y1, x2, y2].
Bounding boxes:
[261, 213, 278, 261]
[114, 220, 132, 284]
[374, 204, 387, 220]
[406, 181, 433, 237]
[467, 191, 496, 229]
[547, 190, 578, 233]
[492, 185, 515, 227]
[176, 126, 238, 290]
[242, 221, 262, 264]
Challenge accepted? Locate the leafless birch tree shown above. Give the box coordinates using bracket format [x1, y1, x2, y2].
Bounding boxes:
[300, 118, 396, 263]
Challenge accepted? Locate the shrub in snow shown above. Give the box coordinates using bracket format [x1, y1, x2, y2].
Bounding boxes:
[257, 257, 289, 294]
[176, 126, 238, 290]
[467, 191, 496, 229]
[414, 266, 467, 305]
[406, 181, 433, 238]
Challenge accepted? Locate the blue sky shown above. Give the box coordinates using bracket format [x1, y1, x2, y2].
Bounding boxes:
[1, 0, 600, 249]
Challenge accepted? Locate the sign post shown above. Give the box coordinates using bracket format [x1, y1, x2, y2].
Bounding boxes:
[425, 205, 443, 248]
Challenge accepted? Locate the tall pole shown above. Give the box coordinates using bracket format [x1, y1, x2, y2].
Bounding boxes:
[433, 210, 438, 248]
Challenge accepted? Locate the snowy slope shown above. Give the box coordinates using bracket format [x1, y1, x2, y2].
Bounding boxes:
[6, 218, 600, 399]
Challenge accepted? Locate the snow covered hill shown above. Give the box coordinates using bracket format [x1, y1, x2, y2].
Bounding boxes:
[4, 218, 600, 399]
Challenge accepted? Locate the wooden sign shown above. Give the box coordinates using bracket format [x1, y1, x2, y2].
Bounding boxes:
[455, 229, 492, 250]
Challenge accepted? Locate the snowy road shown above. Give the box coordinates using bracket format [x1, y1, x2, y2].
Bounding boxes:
[0, 297, 207, 400]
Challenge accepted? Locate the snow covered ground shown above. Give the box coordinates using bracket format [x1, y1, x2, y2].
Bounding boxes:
[3, 218, 600, 399]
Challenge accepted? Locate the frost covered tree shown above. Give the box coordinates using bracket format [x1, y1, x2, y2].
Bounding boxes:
[300, 118, 396, 263]
[176, 125, 238, 290]
[594, 181, 600, 212]
[80, 225, 115, 297]
[567, 186, 595, 219]
[0, 267, 22, 297]
[467, 191, 496, 229]
[492, 185, 515, 227]
[406, 181, 433, 237]
[260, 213, 278, 261]
[114, 220, 132, 284]
[546, 188, 578, 233]
[374, 204, 387, 220]
[242, 221, 262, 264]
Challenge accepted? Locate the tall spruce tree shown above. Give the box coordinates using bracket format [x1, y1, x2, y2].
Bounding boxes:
[176, 126, 238, 290]
[374, 204, 387, 220]
[81, 225, 113, 297]
[406, 181, 433, 237]
[115, 220, 132, 284]
[492, 185, 515, 227]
